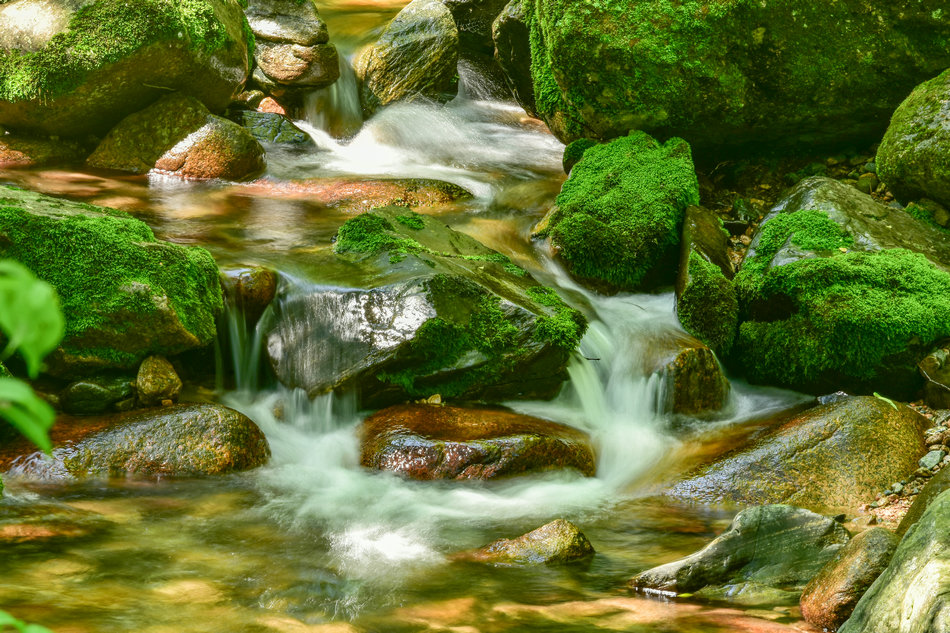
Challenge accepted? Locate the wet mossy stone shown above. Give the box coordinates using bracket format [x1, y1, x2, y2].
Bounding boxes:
[523, 0, 950, 154]
[877, 69, 950, 210]
[667, 396, 929, 512]
[60, 374, 135, 415]
[492, 0, 535, 117]
[0, 186, 223, 377]
[734, 177, 950, 398]
[453, 519, 594, 564]
[0, 0, 252, 137]
[266, 207, 587, 407]
[538, 131, 699, 292]
[561, 137, 596, 175]
[232, 110, 315, 148]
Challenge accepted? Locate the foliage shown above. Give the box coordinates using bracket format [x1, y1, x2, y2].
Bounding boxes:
[0, 610, 53, 633]
[676, 252, 738, 354]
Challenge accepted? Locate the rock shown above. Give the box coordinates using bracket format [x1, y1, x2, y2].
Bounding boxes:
[667, 397, 929, 511]
[630, 505, 850, 607]
[675, 206, 737, 354]
[896, 466, 950, 537]
[88, 93, 266, 181]
[733, 177, 950, 398]
[266, 208, 586, 407]
[920, 450, 947, 470]
[535, 131, 699, 292]
[0, 186, 223, 376]
[220, 266, 278, 324]
[800, 528, 900, 631]
[442, 0, 509, 54]
[231, 111, 315, 148]
[452, 519, 594, 564]
[355, 0, 459, 116]
[0, 135, 85, 168]
[491, 0, 534, 116]
[241, 177, 472, 211]
[135, 356, 182, 407]
[0, 501, 111, 544]
[523, 0, 950, 153]
[60, 375, 134, 415]
[359, 404, 595, 479]
[877, 69, 950, 209]
[245, 0, 329, 46]
[839, 489, 950, 633]
[561, 138, 596, 175]
[16, 404, 269, 478]
[253, 40, 339, 87]
[645, 331, 729, 417]
[0, 0, 251, 138]
[920, 343, 950, 409]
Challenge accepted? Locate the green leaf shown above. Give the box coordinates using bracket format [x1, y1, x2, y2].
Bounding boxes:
[873, 391, 899, 411]
[22, 624, 55, 633]
[0, 260, 65, 378]
[0, 377, 54, 453]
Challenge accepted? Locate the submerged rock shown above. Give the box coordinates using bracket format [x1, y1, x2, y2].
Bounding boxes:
[0, 501, 111, 544]
[0, 0, 251, 137]
[839, 489, 950, 633]
[668, 396, 929, 511]
[240, 177, 472, 211]
[360, 404, 595, 480]
[630, 505, 850, 607]
[0, 135, 85, 168]
[452, 519, 594, 564]
[0, 186, 223, 376]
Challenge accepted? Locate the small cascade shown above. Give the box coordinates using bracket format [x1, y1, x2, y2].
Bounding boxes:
[303, 54, 364, 139]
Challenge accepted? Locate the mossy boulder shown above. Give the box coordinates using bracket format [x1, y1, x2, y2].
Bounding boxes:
[0, 186, 223, 376]
[839, 489, 950, 633]
[734, 177, 950, 397]
[644, 331, 729, 417]
[355, 0, 459, 116]
[0, 135, 85, 168]
[359, 404, 595, 479]
[896, 466, 950, 537]
[630, 505, 851, 607]
[536, 131, 699, 292]
[60, 374, 135, 414]
[523, 0, 950, 153]
[87, 93, 266, 181]
[667, 396, 929, 512]
[0, 0, 251, 137]
[265, 207, 586, 407]
[452, 519, 594, 564]
[877, 69, 950, 209]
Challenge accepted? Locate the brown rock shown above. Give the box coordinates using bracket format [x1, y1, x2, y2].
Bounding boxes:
[359, 404, 595, 480]
[800, 527, 899, 631]
[452, 519, 594, 565]
[257, 97, 288, 115]
[220, 266, 278, 323]
[645, 331, 730, 416]
[0, 135, 85, 168]
[136, 356, 183, 407]
[238, 177, 472, 210]
[919, 342, 950, 409]
[254, 41, 339, 87]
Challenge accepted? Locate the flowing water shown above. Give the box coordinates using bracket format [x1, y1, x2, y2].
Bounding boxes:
[0, 2, 815, 631]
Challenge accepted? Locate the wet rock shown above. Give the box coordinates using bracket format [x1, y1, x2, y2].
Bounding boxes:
[0, 0, 251, 138]
[266, 208, 586, 407]
[16, 404, 269, 478]
[896, 466, 950, 537]
[245, 0, 329, 46]
[220, 266, 278, 324]
[630, 505, 850, 607]
[675, 206, 737, 355]
[560, 138, 597, 175]
[524, 0, 950, 153]
[241, 177, 472, 210]
[252, 40, 339, 88]
[60, 375, 134, 415]
[491, 0, 534, 116]
[442, 0, 508, 54]
[452, 519, 594, 564]
[232, 111, 315, 149]
[668, 397, 929, 511]
[800, 527, 899, 631]
[839, 489, 950, 633]
[733, 177, 950, 398]
[88, 93, 265, 181]
[359, 404, 595, 479]
[0, 186, 222, 377]
[645, 332, 729, 417]
[0, 135, 85, 168]
[356, 0, 459, 115]
[920, 343, 950, 409]
[135, 356, 182, 407]
[877, 69, 950, 209]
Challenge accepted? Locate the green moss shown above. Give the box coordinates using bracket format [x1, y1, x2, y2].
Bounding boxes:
[905, 202, 950, 234]
[526, 286, 585, 350]
[333, 213, 426, 263]
[677, 252, 738, 354]
[545, 130, 699, 290]
[0, 361, 9, 378]
[395, 211, 426, 230]
[0, 0, 238, 102]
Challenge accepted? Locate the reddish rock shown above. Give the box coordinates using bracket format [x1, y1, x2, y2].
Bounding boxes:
[359, 404, 596, 480]
[0, 135, 85, 168]
[240, 177, 472, 211]
[257, 97, 288, 115]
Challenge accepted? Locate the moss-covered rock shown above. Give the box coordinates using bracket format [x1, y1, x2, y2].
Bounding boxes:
[231, 110, 315, 148]
[60, 374, 135, 414]
[877, 69, 950, 209]
[734, 177, 950, 397]
[0, 135, 85, 168]
[266, 207, 586, 407]
[0, 0, 251, 137]
[492, 0, 534, 117]
[644, 331, 729, 417]
[523, 0, 950, 153]
[0, 186, 223, 376]
[538, 131, 699, 292]
[453, 519, 594, 564]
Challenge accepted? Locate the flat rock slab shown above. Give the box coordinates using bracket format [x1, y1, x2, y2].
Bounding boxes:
[359, 404, 595, 480]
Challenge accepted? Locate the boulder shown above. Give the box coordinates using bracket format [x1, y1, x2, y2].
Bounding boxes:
[452, 519, 594, 564]
[0, 0, 251, 137]
[919, 342, 950, 409]
[839, 489, 950, 633]
[896, 466, 950, 537]
[675, 206, 737, 354]
[87, 93, 266, 181]
[355, 0, 459, 115]
[0, 135, 85, 168]
[667, 397, 929, 511]
[645, 331, 729, 417]
[359, 404, 595, 479]
[442, 0, 509, 54]
[240, 177, 472, 210]
[522, 0, 950, 153]
[220, 265, 278, 324]
[491, 0, 534, 116]
[535, 131, 699, 292]
[630, 505, 850, 607]
[0, 186, 223, 376]
[14, 404, 270, 478]
[265, 208, 586, 407]
[135, 356, 182, 407]
[60, 374, 135, 414]
[733, 177, 950, 398]
[245, 0, 328, 46]
[231, 111, 315, 149]
[800, 527, 900, 631]
[877, 69, 950, 209]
